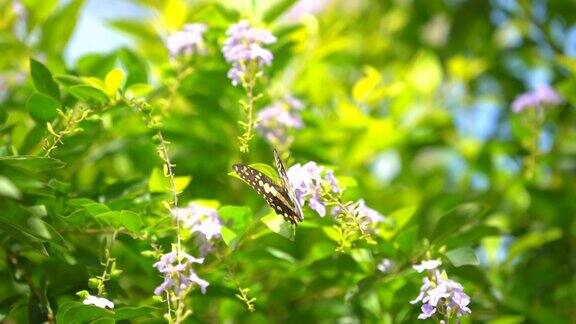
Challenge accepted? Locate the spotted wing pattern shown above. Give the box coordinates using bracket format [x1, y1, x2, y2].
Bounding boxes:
[273, 150, 304, 222]
[233, 163, 302, 224]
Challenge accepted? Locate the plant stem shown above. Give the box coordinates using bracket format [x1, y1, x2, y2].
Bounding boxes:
[97, 230, 118, 296]
[155, 131, 187, 323]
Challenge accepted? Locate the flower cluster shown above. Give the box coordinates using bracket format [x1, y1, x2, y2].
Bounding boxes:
[287, 161, 340, 217]
[172, 203, 222, 240]
[256, 96, 304, 149]
[410, 259, 471, 320]
[82, 294, 115, 309]
[166, 23, 207, 57]
[172, 202, 223, 255]
[511, 84, 563, 113]
[222, 21, 276, 86]
[153, 250, 209, 296]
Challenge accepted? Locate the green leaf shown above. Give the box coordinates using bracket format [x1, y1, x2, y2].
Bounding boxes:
[82, 203, 111, 216]
[39, 0, 85, 54]
[174, 176, 192, 193]
[30, 58, 60, 100]
[148, 168, 191, 193]
[0, 217, 48, 255]
[220, 226, 238, 246]
[389, 206, 417, 230]
[118, 210, 142, 233]
[26, 92, 59, 122]
[115, 306, 157, 321]
[76, 53, 117, 78]
[218, 205, 251, 233]
[261, 212, 294, 240]
[263, 0, 298, 23]
[0, 156, 65, 172]
[396, 226, 418, 254]
[118, 48, 149, 86]
[0, 176, 22, 200]
[94, 210, 142, 232]
[55, 302, 114, 324]
[0, 201, 62, 254]
[47, 179, 72, 193]
[444, 246, 479, 267]
[505, 228, 563, 264]
[444, 225, 500, 248]
[54, 74, 84, 87]
[67, 85, 109, 104]
[431, 203, 483, 244]
[266, 247, 296, 263]
[126, 83, 153, 98]
[67, 198, 97, 206]
[148, 168, 168, 193]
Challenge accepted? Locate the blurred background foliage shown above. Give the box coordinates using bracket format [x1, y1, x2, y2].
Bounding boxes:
[0, 0, 575, 322]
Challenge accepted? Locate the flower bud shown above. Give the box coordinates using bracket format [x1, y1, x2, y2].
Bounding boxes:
[151, 122, 163, 131]
[88, 278, 101, 289]
[111, 269, 123, 278]
[140, 104, 152, 114]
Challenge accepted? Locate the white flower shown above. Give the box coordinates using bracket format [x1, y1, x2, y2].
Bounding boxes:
[412, 259, 442, 273]
[83, 295, 114, 309]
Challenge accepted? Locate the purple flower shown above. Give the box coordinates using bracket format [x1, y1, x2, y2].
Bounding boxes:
[153, 277, 173, 296]
[188, 271, 209, 294]
[410, 277, 432, 305]
[324, 170, 340, 193]
[283, 0, 330, 22]
[419, 303, 436, 319]
[511, 84, 563, 113]
[166, 23, 207, 57]
[354, 199, 384, 224]
[308, 196, 326, 217]
[377, 258, 395, 273]
[153, 250, 208, 296]
[287, 161, 326, 216]
[257, 96, 304, 148]
[222, 21, 276, 86]
[285, 161, 346, 217]
[172, 203, 222, 241]
[411, 262, 471, 320]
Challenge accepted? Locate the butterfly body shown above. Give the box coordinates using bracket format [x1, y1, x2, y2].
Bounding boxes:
[233, 150, 303, 224]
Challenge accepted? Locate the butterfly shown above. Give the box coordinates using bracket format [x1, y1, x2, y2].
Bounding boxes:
[233, 150, 304, 225]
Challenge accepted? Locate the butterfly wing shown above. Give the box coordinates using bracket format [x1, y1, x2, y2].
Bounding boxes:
[233, 163, 302, 224]
[273, 150, 304, 222]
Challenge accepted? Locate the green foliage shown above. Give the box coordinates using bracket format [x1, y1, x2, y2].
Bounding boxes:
[0, 0, 575, 323]
[26, 92, 59, 122]
[30, 58, 60, 100]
